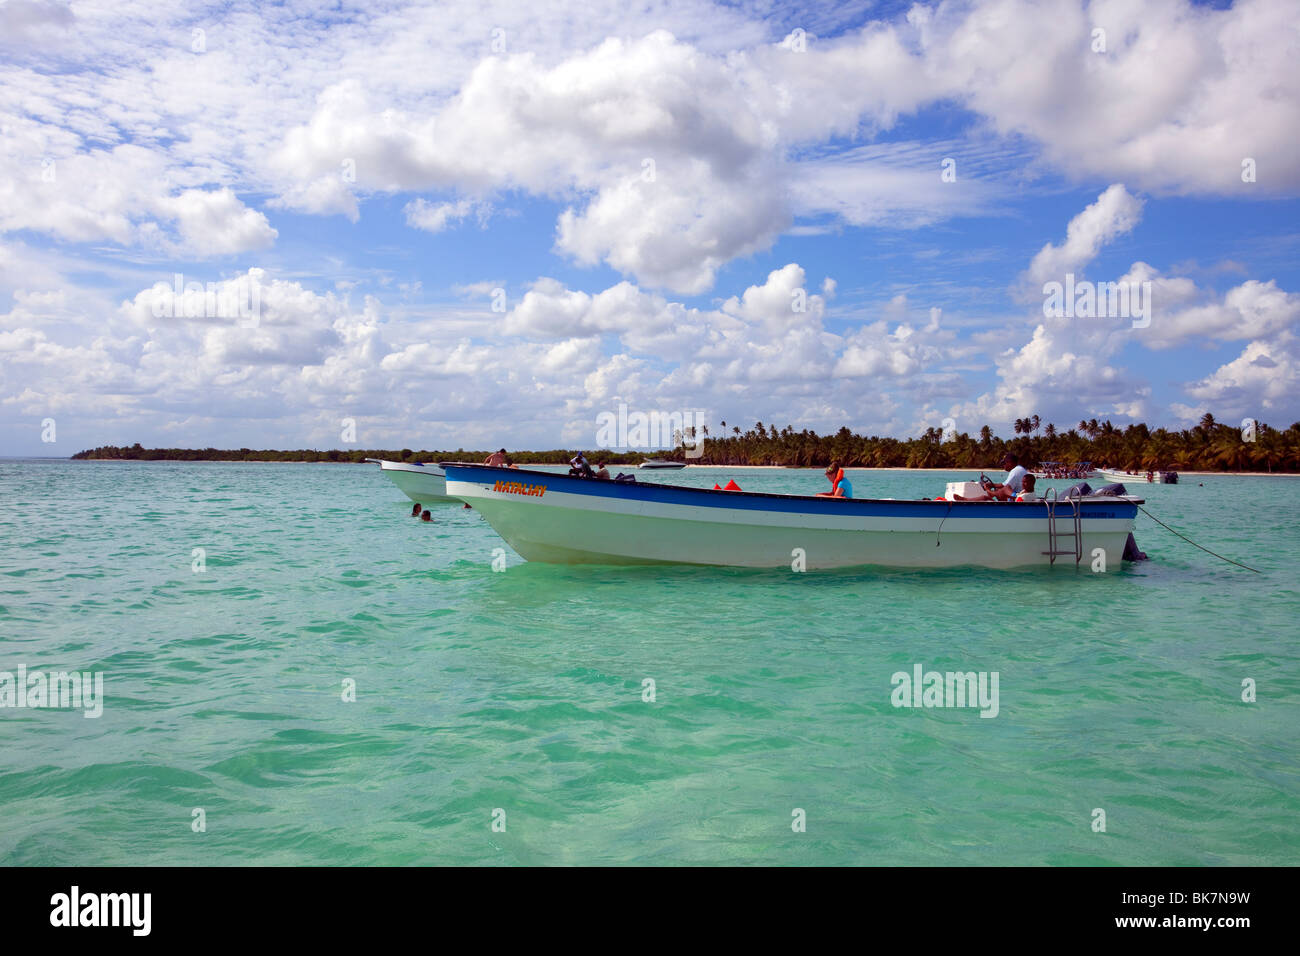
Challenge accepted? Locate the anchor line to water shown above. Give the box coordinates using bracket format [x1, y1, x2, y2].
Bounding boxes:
[934, 502, 952, 547]
[1137, 505, 1261, 573]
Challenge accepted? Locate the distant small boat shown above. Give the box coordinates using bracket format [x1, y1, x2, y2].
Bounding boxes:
[443, 463, 1144, 571]
[365, 459, 459, 504]
[1098, 468, 1178, 485]
[638, 459, 686, 470]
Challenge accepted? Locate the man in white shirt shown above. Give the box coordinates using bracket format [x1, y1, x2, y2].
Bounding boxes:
[990, 453, 1028, 500]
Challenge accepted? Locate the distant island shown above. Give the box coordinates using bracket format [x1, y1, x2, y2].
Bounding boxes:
[70, 413, 1300, 472]
[70, 444, 645, 465]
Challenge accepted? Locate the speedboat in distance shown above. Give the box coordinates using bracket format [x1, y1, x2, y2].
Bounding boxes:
[1098, 468, 1178, 484]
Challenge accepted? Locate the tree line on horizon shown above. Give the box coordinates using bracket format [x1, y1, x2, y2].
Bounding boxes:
[68, 443, 646, 465]
[682, 413, 1297, 471]
[69, 413, 1299, 472]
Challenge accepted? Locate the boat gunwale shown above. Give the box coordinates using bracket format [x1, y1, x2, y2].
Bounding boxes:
[367, 457, 445, 475]
[440, 462, 1145, 507]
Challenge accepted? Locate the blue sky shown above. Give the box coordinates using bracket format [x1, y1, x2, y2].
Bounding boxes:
[1, 0, 1297, 455]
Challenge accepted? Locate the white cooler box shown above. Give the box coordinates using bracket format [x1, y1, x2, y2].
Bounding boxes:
[944, 481, 985, 501]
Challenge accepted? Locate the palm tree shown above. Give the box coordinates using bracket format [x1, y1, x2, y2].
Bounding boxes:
[1209, 427, 1252, 470]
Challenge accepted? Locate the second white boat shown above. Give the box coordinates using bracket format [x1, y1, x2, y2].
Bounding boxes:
[1097, 468, 1178, 485]
[366, 458, 460, 504]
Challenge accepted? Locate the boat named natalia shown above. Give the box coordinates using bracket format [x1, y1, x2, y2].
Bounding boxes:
[442, 463, 1144, 571]
[366, 458, 459, 504]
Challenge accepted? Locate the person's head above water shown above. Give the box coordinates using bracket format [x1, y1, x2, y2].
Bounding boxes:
[420, 510, 431, 521]
[411, 502, 422, 516]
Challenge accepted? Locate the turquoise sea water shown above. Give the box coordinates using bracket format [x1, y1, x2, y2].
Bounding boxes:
[1, 459, 1297, 866]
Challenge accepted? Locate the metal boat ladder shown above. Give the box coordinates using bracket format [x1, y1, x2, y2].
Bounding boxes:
[1042, 488, 1083, 565]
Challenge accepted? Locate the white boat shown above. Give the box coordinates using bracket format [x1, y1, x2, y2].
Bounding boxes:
[366, 458, 459, 504]
[442, 463, 1144, 571]
[1097, 468, 1178, 485]
[638, 459, 686, 470]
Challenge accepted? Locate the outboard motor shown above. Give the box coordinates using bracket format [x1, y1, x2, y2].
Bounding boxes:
[1093, 482, 1127, 497]
[1162, 471, 1179, 484]
[1064, 481, 1092, 498]
[1122, 533, 1148, 561]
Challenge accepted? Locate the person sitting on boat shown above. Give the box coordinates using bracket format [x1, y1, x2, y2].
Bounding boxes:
[1015, 474, 1037, 502]
[594, 460, 611, 480]
[816, 462, 853, 498]
[568, 452, 595, 478]
[484, 448, 507, 467]
[987, 453, 1027, 500]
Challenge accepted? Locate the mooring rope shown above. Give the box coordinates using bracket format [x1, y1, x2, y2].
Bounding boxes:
[1137, 505, 1261, 573]
[935, 501, 952, 547]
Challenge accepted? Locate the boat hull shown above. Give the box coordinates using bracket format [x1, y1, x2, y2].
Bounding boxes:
[1098, 470, 1166, 484]
[443, 464, 1142, 571]
[366, 459, 458, 504]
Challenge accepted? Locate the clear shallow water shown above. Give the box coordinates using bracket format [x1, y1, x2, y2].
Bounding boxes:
[1, 459, 1297, 866]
